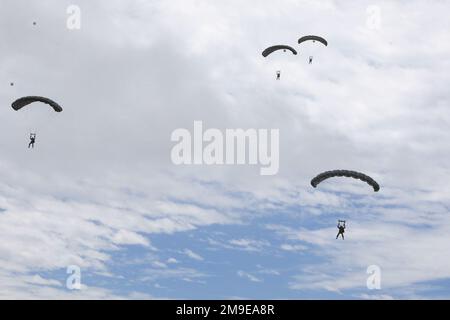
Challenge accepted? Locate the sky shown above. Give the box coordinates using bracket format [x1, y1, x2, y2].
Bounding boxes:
[0, 0, 450, 299]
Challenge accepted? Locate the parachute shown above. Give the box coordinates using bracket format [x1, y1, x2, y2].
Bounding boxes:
[12, 96, 63, 112]
[262, 45, 297, 57]
[311, 170, 380, 192]
[298, 35, 328, 46]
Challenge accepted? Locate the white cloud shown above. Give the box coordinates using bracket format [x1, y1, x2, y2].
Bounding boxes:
[228, 239, 270, 252]
[280, 244, 308, 252]
[183, 249, 204, 261]
[112, 229, 150, 246]
[358, 294, 395, 300]
[151, 261, 167, 269]
[0, 0, 450, 298]
[237, 271, 262, 283]
[167, 258, 179, 264]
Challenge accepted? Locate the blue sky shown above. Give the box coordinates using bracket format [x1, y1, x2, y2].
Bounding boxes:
[0, 0, 450, 299]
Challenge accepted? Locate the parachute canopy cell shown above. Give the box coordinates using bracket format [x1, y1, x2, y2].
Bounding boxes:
[311, 170, 380, 192]
[298, 35, 328, 46]
[12, 96, 63, 112]
[262, 45, 298, 57]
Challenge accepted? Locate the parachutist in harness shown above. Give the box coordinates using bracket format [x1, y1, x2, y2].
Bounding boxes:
[336, 220, 346, 240]
[262, 45, 297, 80]
[28, 133, 36, 148]
[309, 56, 313, 64]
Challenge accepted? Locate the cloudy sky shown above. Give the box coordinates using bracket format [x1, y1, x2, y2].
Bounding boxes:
[1, 0, 450, 299]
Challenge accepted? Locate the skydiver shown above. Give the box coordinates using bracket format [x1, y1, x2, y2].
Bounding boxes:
[309, 56, 313, 64]
[28, 133, 36, 149]
[336, 221, 346, 240]
[276, 70, 281, 80]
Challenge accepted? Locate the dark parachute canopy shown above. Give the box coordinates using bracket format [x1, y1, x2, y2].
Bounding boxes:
[12, 96, 63, 112]
[298, 35, 328, 46]
[262, 45, 298, 57]
[311, 170, 380, 192]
